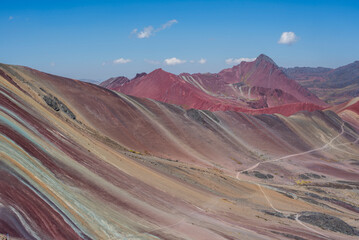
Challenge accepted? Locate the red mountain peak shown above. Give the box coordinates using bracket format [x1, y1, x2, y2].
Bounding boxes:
[254, 54, 277, 66]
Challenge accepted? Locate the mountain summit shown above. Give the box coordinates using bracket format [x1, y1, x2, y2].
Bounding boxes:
[255, 54, 277, 66]
[101, 54, 326, 114]
[219, 54, 326, 106]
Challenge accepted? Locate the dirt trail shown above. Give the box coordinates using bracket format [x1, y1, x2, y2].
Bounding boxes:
[236, 121, 359, 239]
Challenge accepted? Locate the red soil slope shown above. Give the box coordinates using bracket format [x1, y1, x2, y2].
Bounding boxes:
[1, 63, 359, 239]
[346, 100, 359, 114]
[112, 68, 248, 111]
[219, 54, 326, 106]
[105, 55, 324, 116]
[332, 98, 359, 114]
[330, 97, 359, 127]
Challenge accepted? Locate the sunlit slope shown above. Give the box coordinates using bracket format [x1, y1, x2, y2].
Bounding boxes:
[330, 97, 359, 128]
[105, 55, 325, 115]
[0, 64, 359, 239]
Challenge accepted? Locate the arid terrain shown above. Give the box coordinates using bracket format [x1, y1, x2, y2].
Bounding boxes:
[0, 56, 359, 239]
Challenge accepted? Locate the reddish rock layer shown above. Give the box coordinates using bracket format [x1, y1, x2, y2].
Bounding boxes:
[103, 54, 325, 117]
[0, 63, 358, 239]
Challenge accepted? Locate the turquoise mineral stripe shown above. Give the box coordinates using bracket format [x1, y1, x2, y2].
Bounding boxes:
[0, 110, 48, 153]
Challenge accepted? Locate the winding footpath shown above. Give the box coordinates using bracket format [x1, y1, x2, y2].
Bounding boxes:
[236, 121, 359, 239]
[134, 121, 359, 239]
[236, 123, 346, 179]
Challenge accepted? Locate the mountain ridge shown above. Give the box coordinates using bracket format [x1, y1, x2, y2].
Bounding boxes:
[283, 60, 359, 104]
[102, 54, 326, 115]
[1, 62, 359, 239]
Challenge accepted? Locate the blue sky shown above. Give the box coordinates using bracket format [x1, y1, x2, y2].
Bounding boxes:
[1, 0, 359, 80]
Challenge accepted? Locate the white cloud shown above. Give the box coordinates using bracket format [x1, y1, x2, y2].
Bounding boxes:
[113, 58, 132, 64]
[9, 16, 13, 20]
[189, 60, 195, 63]
[145, 59, 160, 65]
[198, 58, 207, 64]
[137, 26, 154, 39]
[164, 57, 186, 66]
[50, 62, 55, 67]
[133, 19, 178, 39]
[225, 58, 256, 65]
[156, 19, 178, 31]
[278, 31, 298, 45]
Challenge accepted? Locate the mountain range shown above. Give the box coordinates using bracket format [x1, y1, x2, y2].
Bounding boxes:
[101, 54, 359, 113]
[101, 54, 328, 116]
[282, 61, 359, 104]
[0, 55, 359, 239]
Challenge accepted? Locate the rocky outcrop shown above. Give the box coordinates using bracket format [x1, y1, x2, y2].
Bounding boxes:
[298, 212, 358, 236]
[133, 72, 147, 79]
[253, 171, 274, 179]
[43, 95, 76, 120]
[298, 173, 325, 180]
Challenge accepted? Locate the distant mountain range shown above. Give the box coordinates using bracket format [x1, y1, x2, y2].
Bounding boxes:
[100, 54, 330, 116]
[282, 61, 359, 104]
[101, 54, 359, 112]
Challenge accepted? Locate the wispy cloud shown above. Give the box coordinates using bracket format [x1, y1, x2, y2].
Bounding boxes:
[9, 16, 13, 20]
[164, 57, 186, 66]
[137, 26, 154, 39]
[132, 19, 178, 39]
[198, 58, 207, 64]
[225, 58, 255, 65]
[50, 62, 55, 67]
[157, 19, 178, 31]
[113, 58, 132, 64]
[278, 32, 298, 45]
